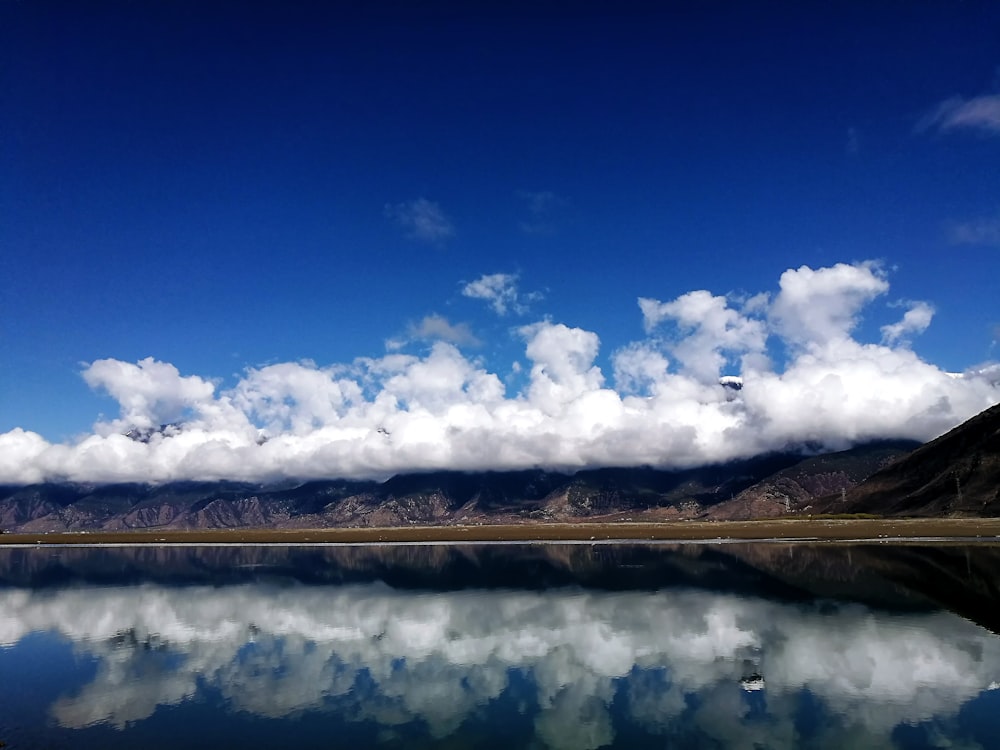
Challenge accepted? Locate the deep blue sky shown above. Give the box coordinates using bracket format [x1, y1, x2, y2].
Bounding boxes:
[2, 1, 999, 455]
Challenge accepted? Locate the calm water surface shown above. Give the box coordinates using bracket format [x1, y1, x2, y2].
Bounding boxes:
[2, 542, 1000, 749]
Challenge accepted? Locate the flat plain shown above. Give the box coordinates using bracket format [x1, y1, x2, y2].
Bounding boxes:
[3, 518, 1000, 545]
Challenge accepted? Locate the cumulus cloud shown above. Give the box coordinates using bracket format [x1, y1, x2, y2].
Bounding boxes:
[881, 301, 935, 345]
[639, 290, 768, 382]
[1, 581, 997, 748]
[919, 94, 1000, 135]
[82, 357, 218, 432]
[384, 198, 455, 243]
[519, 321, 605, 414]
[769, 262, 889, 350]
[611, 343, 670, 396]
[0, 261, 998, 484]
[461, 272, 537, 316]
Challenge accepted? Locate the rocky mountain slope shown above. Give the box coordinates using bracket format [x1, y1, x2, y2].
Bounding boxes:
[821, 401, 1000, 516]
[0, 439, 920, 532]
[704, 440, 918, 520]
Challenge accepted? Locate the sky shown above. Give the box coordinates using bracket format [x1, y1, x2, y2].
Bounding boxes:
[1, 1, 999, 484]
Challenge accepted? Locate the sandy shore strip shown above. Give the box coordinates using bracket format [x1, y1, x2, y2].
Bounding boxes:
[2, 518, 1000, 546]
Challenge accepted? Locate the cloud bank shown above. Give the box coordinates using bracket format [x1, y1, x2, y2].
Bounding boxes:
[1, 261, 998, 484]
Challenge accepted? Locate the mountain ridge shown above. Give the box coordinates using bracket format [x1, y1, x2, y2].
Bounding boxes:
[0, 440, 920, 532]
[822, 401, 1000, 516]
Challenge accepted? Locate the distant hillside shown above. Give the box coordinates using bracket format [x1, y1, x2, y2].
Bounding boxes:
[0, 440, 921, 532]
[705, 440, 920, 520]
[823, 401, 1000, 516]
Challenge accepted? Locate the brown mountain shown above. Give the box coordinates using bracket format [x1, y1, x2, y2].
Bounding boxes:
[822, 401, 1000, 516]
[703, 440, 916, 520]
[0, 440, 922, 532]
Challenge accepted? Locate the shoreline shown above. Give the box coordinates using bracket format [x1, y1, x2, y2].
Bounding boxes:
[3, 518, 1000, 546]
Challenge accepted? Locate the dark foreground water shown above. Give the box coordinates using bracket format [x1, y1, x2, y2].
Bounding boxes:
[2, 542, 1000, 749]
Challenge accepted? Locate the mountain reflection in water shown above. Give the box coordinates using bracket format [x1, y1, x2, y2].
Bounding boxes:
[2, 543, 1000, 749]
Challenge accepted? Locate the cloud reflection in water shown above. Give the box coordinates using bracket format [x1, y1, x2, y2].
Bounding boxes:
[2, 580, 999, 748]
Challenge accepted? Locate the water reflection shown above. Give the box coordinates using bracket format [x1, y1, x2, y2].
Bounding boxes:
[2, 543, 1000, 749]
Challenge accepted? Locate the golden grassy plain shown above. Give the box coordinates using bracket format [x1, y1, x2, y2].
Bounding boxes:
[3, 518, 1000, 545]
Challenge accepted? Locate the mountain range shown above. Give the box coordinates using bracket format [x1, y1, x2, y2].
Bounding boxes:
[1, 402, 997, 532]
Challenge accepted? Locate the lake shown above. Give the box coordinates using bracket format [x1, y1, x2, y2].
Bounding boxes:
[2, 541, 1000, 749]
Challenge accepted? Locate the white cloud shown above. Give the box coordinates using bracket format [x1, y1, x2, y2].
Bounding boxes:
[520, 321, 606, 415]
[82, 357, 218, 432]
[611, 343, 670, 395]
[638, 290, 768, 383]
[461, 272, 533, 316]
[384, 198, 455, 243]
[881, 301, 935, 345]
[0, 261, 998, 484]
[919, 94, 1000, 136]
[769, 262, 889, 350]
